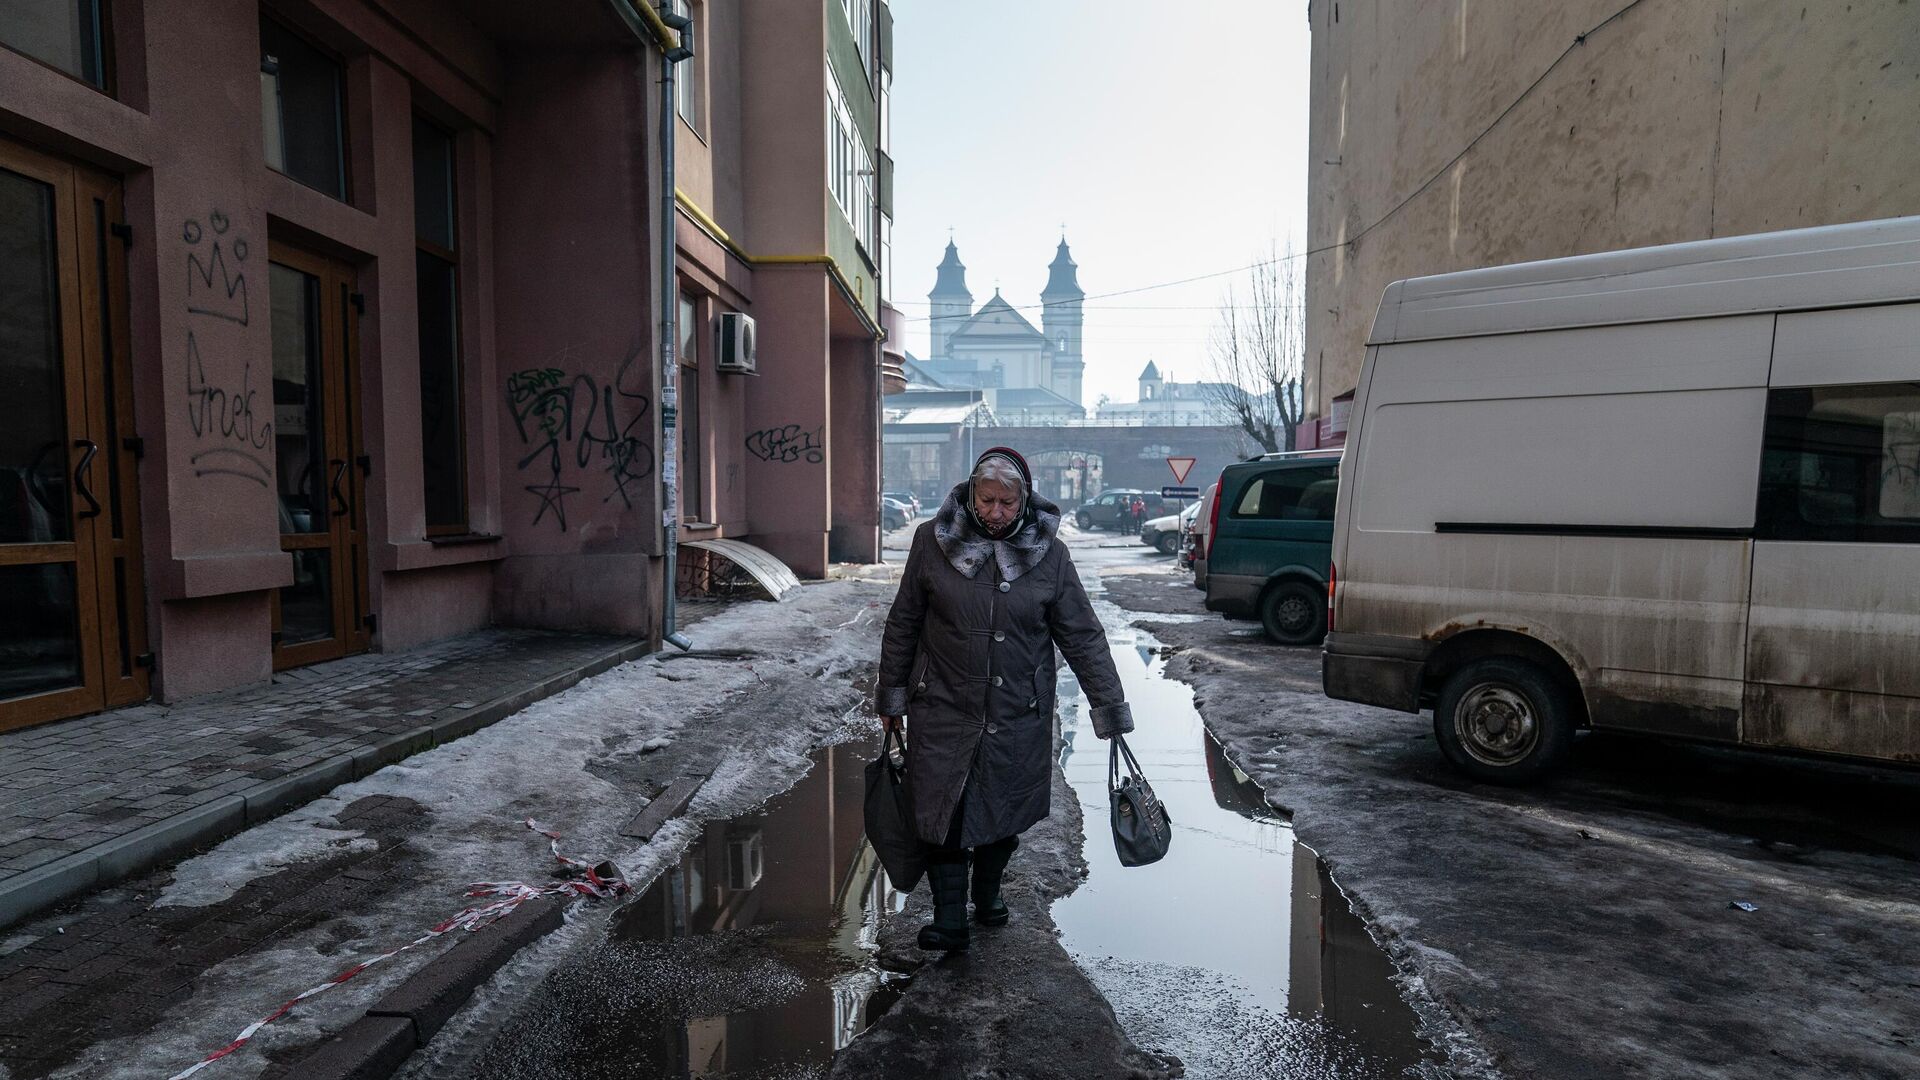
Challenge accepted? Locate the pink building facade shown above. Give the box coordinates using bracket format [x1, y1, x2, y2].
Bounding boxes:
[0, 0, 889, 733]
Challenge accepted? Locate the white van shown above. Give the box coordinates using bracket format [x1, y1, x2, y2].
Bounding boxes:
[1325, 216, 1920, 782]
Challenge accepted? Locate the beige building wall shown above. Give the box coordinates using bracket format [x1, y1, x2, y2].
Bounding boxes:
[1304, 0, 1920, 417]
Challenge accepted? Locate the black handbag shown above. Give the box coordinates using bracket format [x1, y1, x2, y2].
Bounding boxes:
[1108, 734, 1172, 866]
[864, 725, 926, 892]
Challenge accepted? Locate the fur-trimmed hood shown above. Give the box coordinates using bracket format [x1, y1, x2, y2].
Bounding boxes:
[931, 480, 1062, 582]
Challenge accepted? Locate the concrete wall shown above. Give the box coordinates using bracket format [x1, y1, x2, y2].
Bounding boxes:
[0, 0, 666, 714]
[489, 47, 662, 637]
[1305, 0, 1920, 417]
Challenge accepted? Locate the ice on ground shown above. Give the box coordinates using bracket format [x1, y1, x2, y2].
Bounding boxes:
[53, 575, 892, 1080]
[155, 824, 377, 908]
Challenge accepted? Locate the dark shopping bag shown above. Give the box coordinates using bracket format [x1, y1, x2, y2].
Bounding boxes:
[1109, 734, 1172, 867]
[864, 724, 926, 892]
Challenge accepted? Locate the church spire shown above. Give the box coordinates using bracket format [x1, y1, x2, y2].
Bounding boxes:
[1042, 236, 1082, 298]
[931, 239, 971, 299]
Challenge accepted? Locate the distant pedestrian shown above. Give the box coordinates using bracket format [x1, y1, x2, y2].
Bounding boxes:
[1130, 495, 1146, 535]
[876, 447, 1133, 951]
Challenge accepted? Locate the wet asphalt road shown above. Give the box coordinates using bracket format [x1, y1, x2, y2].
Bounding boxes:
[1075, 523, 1920, 1080]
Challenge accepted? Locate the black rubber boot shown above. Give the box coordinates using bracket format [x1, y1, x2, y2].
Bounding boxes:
[917, 857, 971, 951]
[970, 836, 1018, 927]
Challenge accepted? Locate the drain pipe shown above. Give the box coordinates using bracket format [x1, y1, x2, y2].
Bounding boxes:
[655, 3, 695, 652]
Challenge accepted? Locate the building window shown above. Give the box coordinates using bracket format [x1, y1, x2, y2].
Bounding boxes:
[840, 0, 873, 82]
[1757, 382, 1920, 544]
[2, 0, 106, 87]
[413, 116, 466, 533]
[678, 292, 703, 522]
[825, 65, 876, 258]
[667, 0, 702, 132]
[260, 13, 346, 200]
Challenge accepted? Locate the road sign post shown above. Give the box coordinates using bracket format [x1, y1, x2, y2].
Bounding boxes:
[1161, 486, 1200, 499]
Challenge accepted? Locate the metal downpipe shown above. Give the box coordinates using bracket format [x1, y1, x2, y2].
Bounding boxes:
[657, 3, 694, 653]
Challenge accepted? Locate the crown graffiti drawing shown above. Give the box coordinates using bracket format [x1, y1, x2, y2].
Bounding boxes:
[186, 240, 250, 326]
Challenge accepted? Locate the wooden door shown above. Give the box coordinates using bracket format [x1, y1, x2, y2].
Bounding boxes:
[0, 138, 148, 731]
[267, 244, 368, 669]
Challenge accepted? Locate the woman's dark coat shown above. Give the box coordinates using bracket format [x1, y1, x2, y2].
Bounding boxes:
[876, 483, 1132, 848]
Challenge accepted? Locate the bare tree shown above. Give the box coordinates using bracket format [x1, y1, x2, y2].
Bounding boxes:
[1204, 241, 1306, 454]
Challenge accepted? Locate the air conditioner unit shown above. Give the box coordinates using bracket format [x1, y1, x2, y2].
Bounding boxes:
[716, 311, 757, 375]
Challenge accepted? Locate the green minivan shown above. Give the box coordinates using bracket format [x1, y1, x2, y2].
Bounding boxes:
[1202, 450, 1341, 645]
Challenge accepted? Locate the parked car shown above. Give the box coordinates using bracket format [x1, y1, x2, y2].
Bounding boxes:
[881, 496, 911, 531]
[1074, 489, 1171, 531]
[1141, 502, 1199, 555]
[1183, 481, 1221, 588]
[1325, 215, 1920, 784]
[882, 490, 921, 517]
[1204, 452, 1340, 646]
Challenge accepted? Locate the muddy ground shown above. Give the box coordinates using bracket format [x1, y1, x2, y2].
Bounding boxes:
[1101, 566, 1920, 1080]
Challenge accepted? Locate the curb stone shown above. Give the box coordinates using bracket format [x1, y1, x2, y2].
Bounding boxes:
[0, 640, 652, 931]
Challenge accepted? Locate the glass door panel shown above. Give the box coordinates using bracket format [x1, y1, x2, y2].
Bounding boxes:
[268, 246, 366, 669]
[0, 139, 129, 731]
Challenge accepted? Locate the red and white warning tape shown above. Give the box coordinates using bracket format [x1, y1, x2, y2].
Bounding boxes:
[166, 818, 629, 1080]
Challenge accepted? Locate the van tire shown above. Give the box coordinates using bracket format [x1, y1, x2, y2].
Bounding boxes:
[1260, 581, 1326, 646]
[1076, 511, 1094, 530]
[1433, 658, 1574, 784]
[1156, 533, 1178, 556]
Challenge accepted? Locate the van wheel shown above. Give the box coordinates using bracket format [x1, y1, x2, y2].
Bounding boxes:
[1076, 512, 1093, 530]
[1433, 658, 1574, 784]
[1156, 534, 1178, 555]
[1260, 581, 1326, 646]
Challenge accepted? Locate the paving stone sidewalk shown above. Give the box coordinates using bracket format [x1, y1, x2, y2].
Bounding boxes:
[0, 629, 647, 929]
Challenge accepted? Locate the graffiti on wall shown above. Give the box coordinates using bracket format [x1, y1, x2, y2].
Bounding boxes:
[506, 344, 654, 531]
[745, 424, 824, 465]
[182, 210, 270, 486]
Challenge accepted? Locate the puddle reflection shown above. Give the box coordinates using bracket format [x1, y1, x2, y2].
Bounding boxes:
[1054, 621, 1432, 1077]
[470, 739, 906, 1079]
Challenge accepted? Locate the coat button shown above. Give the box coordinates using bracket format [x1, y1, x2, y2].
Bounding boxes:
[998, 581, 1010, 593]
[917, 681, 926, 691]
[986, 724, 998, 734]
[991, 675, 1003, 687]
[993, 631, 1005, 642]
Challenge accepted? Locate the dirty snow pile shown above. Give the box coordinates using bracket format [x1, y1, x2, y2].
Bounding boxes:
[51, 575, 894, 1080]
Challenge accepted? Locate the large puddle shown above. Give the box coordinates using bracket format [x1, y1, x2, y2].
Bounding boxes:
[461, 736, 907, 1079]
[458, 566, 1431, 1078]
[1052, 617, 1435, 1078]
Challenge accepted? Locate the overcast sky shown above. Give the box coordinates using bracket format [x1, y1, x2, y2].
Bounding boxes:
[888, 0, 1312, 407]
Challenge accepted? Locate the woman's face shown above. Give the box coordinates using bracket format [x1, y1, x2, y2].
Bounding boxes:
[973, 478, 1022, 536]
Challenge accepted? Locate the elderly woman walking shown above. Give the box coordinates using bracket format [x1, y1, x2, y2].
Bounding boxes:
[876, 447, 1133, 951]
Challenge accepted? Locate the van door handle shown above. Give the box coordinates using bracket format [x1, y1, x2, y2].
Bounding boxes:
[73, 440, 101, 519]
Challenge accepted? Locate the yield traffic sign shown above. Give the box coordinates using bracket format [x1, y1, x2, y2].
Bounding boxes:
[1166, 456, 1197, 485]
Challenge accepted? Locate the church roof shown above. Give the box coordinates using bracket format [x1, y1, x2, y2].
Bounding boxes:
[1139, 360, 1161, 380]
[952, 291, 1048, 343]
[1042, 237, 1082, 297]
[993, 386, 1084, 413]
[930, 240, 971, 298]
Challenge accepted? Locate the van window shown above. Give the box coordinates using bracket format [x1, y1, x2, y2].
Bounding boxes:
[1757, 383, 1920, 543]
[1231, 465, 1338, 521]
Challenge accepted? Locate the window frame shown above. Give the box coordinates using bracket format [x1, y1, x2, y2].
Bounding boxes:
[259, 10, 350, 203]
[1230, 464, 1339, 521]
[677, 290, 705, 523]
[0, 0, 112, 94]
[411, 114, 468, 537]
[1755, 381, 1920, 546]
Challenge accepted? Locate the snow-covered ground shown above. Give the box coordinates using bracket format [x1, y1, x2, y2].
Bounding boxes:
[40, 573, 894, 1080]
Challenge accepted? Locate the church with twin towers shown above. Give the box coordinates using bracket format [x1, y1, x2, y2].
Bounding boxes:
[921, 237, 1087, 413]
